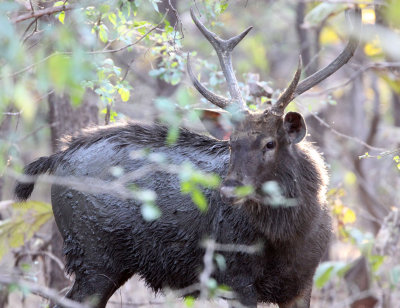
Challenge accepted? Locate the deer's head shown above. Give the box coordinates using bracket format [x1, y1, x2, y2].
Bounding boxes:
[188, 8, 360, 205]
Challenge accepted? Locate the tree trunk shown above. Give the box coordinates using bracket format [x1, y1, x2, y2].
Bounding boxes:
[47, 90, 99, 296]
[392, 91, 400, 127]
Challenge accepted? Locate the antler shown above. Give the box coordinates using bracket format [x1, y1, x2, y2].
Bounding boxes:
[187, 8, 252, 110]
[272, 8, 362, 114]
[272, 56, 302, 114]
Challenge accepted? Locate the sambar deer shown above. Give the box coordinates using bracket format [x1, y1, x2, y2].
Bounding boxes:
[15, 7, 361, 308]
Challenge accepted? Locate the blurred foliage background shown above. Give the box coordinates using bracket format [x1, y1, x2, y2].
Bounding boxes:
[1, 0, 400, 307]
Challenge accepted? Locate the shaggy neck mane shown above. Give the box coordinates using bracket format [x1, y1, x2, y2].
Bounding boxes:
[244, 143, 328, 243]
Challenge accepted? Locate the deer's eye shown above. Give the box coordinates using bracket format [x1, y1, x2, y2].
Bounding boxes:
[265, 141, 275, 150]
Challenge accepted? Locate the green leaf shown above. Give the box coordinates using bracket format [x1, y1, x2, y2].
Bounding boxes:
[58, 11, 65, 24]
[184, 296, 195, 307]
[108, 13, 117, 26]
[166, 126, 179, 145]
[99, 25, 108, 43]
[314, 264, 334, 288]
[235, 185, 254, 197]
[9, 230, 25, 248]
[118, 87, 130, 102]
[99, 4, 110, 14]
[370, 255, 385, 272]
[0, 201, 52, 260]
[53, 1, 65, 7]
[191, 189, 208, 212]
[313, 261, 348, 288]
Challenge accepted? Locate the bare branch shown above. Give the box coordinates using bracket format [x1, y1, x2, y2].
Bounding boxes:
[11, 5, 73, 24]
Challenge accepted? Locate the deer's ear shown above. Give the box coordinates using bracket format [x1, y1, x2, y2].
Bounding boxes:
[283, 112, 306, 144]
[195, 109, 232, 140]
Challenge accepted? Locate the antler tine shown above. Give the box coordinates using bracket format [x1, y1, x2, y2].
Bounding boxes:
[294, 8, 362, 97]
[190, 8, 252, 110]
[272, 56, 302, 114]
[187, 54, 230, 109]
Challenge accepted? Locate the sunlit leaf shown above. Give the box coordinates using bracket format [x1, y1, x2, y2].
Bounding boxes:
[118, 87, 130, 102]
[320, 27, 340, 45]
[342, 208, 356, 224]
[344, 171, 357, 186]
[364, 38, 383, 57]
[108, 13, 117, 26]
[370, 255, 385, 272]
[362, 8, 376, 24]
[184, 296, 195, 307]
[9, 229, 25, 248]
[0, 201, 52, 260]
[99, 25, 108, 43]
[53, 1, 65, 7]
[58, 11, 65, 24]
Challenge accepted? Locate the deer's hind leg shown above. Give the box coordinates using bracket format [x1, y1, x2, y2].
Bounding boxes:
[60, 270, 131, 308]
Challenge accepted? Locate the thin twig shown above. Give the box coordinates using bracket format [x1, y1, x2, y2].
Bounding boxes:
[8, 52, 63, 78]
[0, 275, 88, 308]
[297, 102, 387, 151]
[21, 17, 38, 43]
